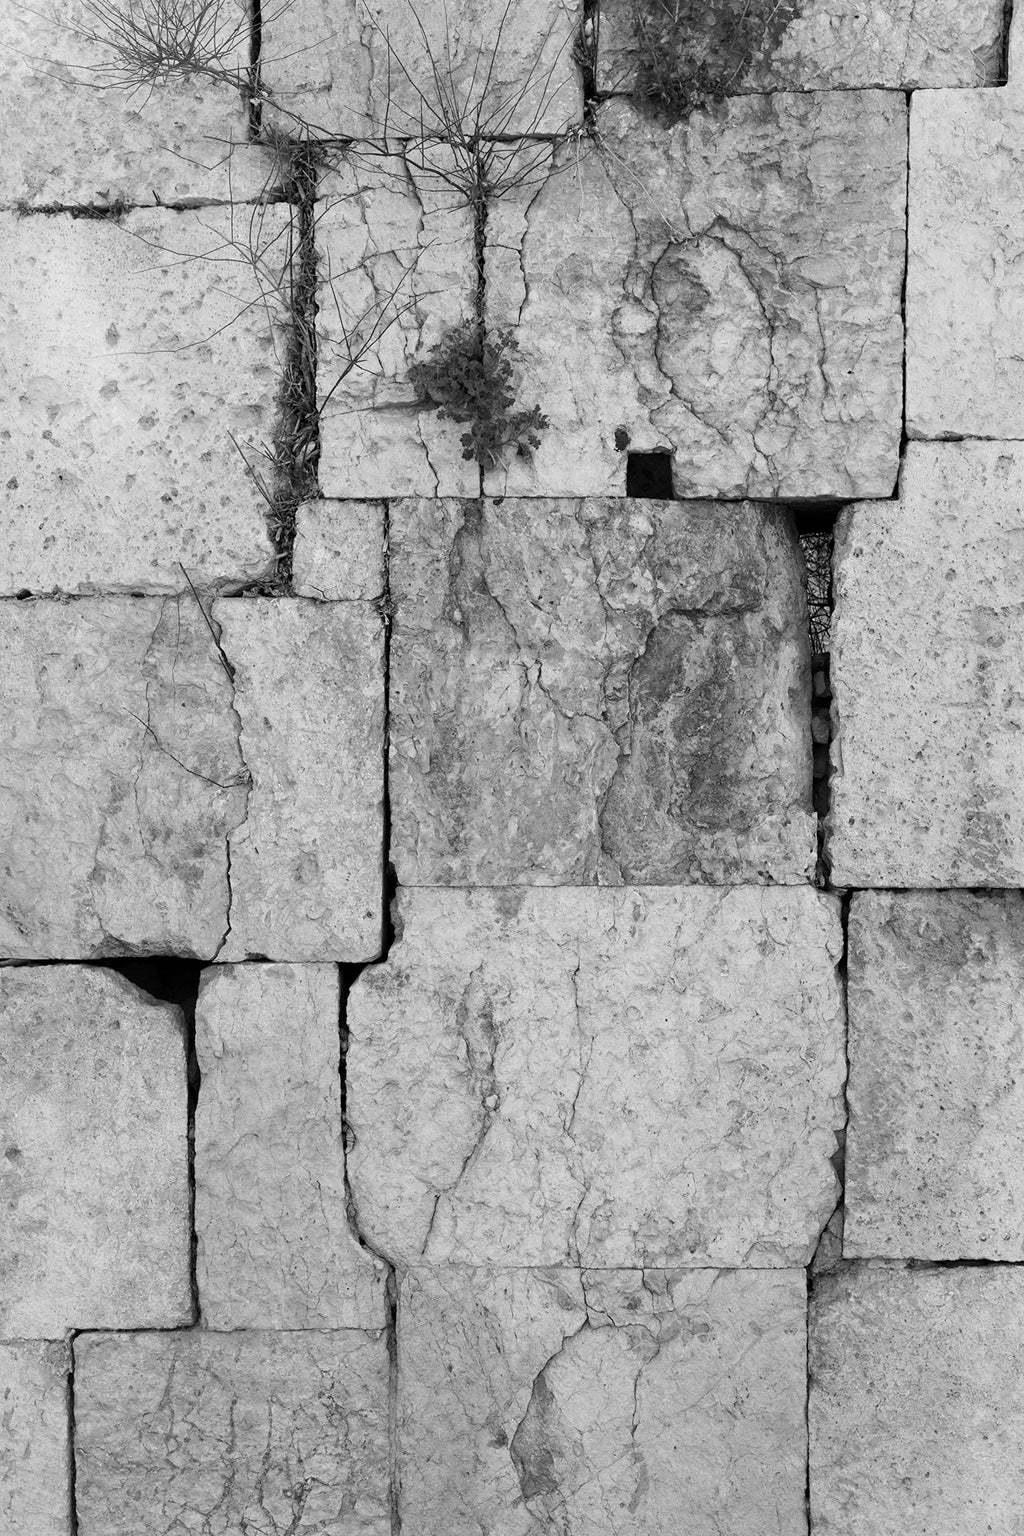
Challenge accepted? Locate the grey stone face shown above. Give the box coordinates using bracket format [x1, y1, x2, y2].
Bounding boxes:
[0, 1340, 72, 1536]
[292, 501, 386, 600]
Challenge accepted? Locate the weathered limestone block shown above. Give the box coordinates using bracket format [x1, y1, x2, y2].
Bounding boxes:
[0, 208, 281, 593]
[399, 1266, 807, 1536]
[316, 155, 479, 497]
[845, 891, 1024, 1260]
[293, 500, 386, 599]
[215, 599, 385, 961]
[0, 597, 247, 958]
[75, 1330, 390, 1535]
[828, 443, 1024, 886]
[598, 0, 1005, 98]
[484, 95, 906, 498]
[261, 0, 582, 138]
[0, 967, 191, 1338]
[390, 497, 815, 885]
[347, 887, 845, 1267]
[0, 1341, 71, 1536]
[195, 964, 386, 1328]
[811, 1264, 1024, 1535]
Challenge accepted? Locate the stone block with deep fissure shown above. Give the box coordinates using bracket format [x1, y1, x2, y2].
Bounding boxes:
[389, 496, 815, 886]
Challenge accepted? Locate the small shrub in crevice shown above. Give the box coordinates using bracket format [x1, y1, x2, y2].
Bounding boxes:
[631, 0, 797, 121]
[408, 324, 549, 469]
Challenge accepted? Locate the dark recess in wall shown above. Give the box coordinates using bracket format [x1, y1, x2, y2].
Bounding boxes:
[626, 450, 674, 497]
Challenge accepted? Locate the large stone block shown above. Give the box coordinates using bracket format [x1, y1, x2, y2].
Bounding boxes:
[75, 1329, 390, 1535]
[810, 1264, 1024, 1535]
[845, 891, 1024, 1260]
[0, 967, 191, 1339]
[0, 1341, 71, 1536]
[390, 497, 815, 885]
[399, 1265, 807, 1536]
[0, 207, 282, 593]
[827, 443, 1024, 886]
[195, 964, 386, 1328]
[347, 886, 845, 1267]
[484, 94, 906, 497]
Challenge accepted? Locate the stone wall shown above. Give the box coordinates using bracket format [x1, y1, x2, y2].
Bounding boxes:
[2, 0, 1022, 1530]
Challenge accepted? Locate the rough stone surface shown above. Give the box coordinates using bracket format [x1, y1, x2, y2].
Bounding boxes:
[828, 443, 1024, 886]
[811, 1264, 1024, 1535]
[215, 599, 385, 962]
[598, 0, 1006, 98]
[399, 1265, 807, 1536]
[0, 597, 247, 959]
[484, 94, 906, 498]
[316, 156, 479, 497]
[845, 891, 1024, 1260]
[347, 886, 845, 1268]
[0, 966, 191, 1339]
[390, 497, 815, 885]
[293, 500, 386, 600]
[0, 207, 283, 593]
[75, 1329, 390, 1535]
[195, 964, 386, 1328]
[0, 1340, 71, 1536]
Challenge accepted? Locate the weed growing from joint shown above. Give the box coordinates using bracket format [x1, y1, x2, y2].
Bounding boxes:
[409, 324, 548, 470]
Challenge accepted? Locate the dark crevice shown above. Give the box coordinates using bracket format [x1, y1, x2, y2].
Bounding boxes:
[1002, 0, 1015, 83]
[626, 449, 674, 497]
[578, 0, 600, 123]
[67, 1333, 79, 1535]
[248, 0, 264, 138]
[789, 504, 840, 886]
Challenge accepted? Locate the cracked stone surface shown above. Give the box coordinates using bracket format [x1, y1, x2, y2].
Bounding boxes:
[316, 154, 479, 497]
[0, 597, 248, 959]
[484, 94, 906, 498]
[598, 0, 1005, 98]
[811, 1264, 1024, 1535]
[74, 1329, 390, 1536]
[0, 1340, 71, 1536]
[844, 891, 1024, 1260]
[293, 500, 386, 600]
[262, 0, 582, 137]
[195, 963, 386, 1329]
[347, 886, 845, 1268]
[214, 598, 385, 962]
[399, 1265, 807, 1536]
[827, 443, 1024, 886]
[0, 207, 281, 594]
[390, 496, 815, 885]
[0, 966, 191, 1339]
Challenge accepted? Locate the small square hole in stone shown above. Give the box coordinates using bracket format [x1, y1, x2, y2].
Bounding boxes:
[626, 451, 674, 498]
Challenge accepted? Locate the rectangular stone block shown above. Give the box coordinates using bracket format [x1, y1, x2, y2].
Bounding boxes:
[390, 496, 815, 885]
[810, 1264, 1024, 1535]
[347, 886, 845, 1267]
[75, 1329, 390, 1535]
[0, 1340, 71, 1536]
[214, 599, 385, 961]
[845, 891, 1024, 1260]
[827, 443, 1024, 886]
[0, 207, 283, 593]
[195, 963, 386, 1327]
[484, 94, 906, 497]
[399, 1265, 807, 1536]
[0, 967, 191, 1339]
[293, 500, 386, 599]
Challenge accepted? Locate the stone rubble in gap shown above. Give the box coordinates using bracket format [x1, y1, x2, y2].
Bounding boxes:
[0, 1341, 72, 1536]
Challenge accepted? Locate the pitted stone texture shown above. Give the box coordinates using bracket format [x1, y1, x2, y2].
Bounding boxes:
[262, 0, 582, 137]
[399, 1266, 807, 1536]
[215, 599, 384, 961]
[0, 1341, 71, 1535]
[75, 1329, 390, 1536]
[390, 497, 815, 885]
[907, 85, 1024, 438]
[484, 95, 905, 498]
[0, 967, 191, 1339]
[811, 1264, 1024, 1536]
[0, 208, 280, 593]
[0, 597, 247, 959]
[828, 443, 1024, 886]
[845, 892, 1024, 1260]
[317, 156, 478, 497]
[347, 887, 845, 1268]
[195, 964, 386, 1328]
[599, 0, 1005, 98]
[293, 501, 386, 599]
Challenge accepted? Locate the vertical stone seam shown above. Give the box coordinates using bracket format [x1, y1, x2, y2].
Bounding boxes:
[248, 0, 264, 139]
[899, 85, 912, 477]
[67, 1333, 80, 1536]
